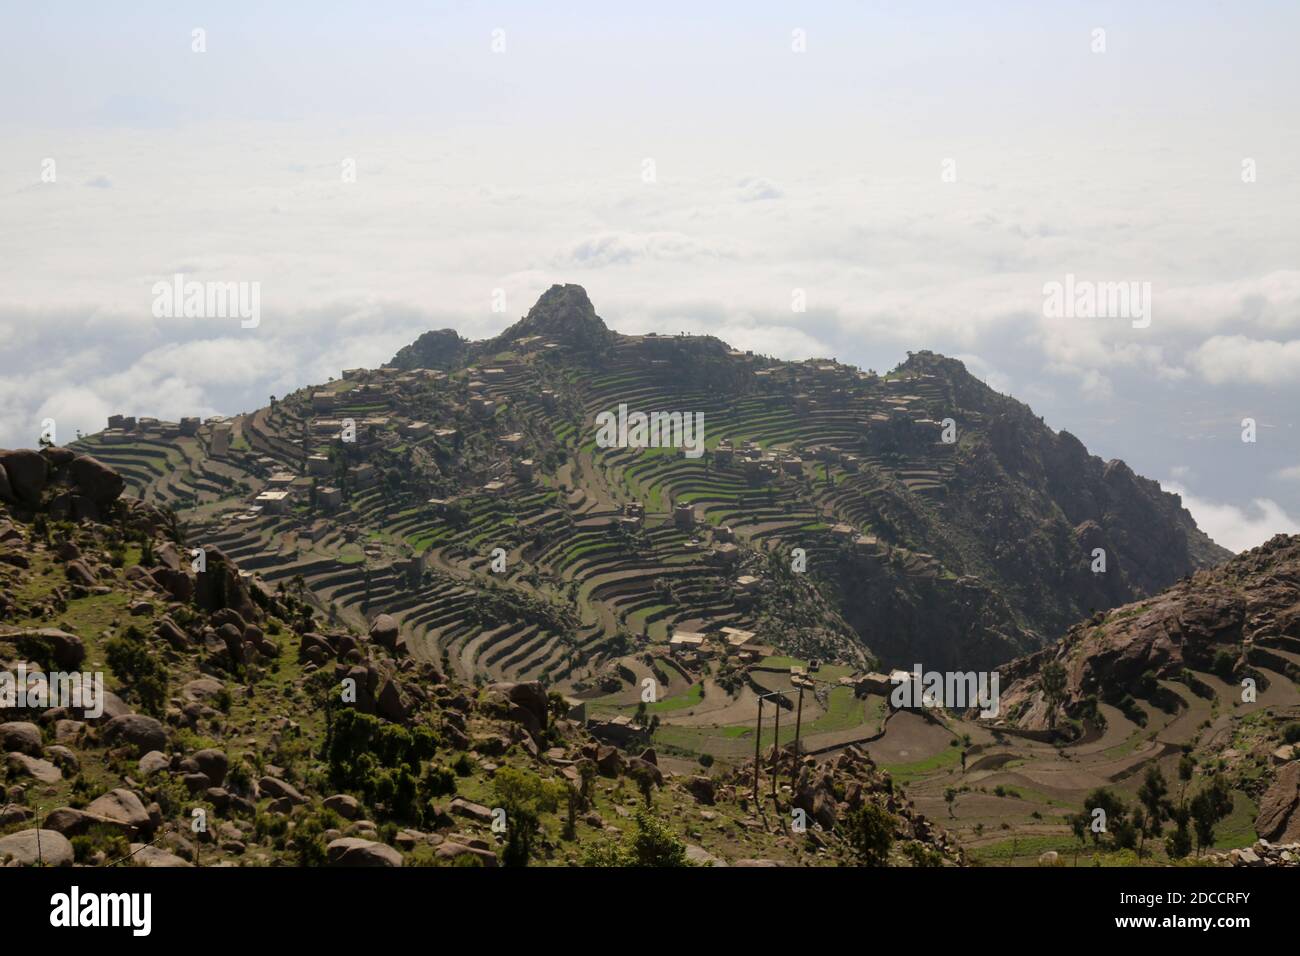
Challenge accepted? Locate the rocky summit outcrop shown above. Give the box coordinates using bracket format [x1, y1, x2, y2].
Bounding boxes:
[492, 283, 615, 353]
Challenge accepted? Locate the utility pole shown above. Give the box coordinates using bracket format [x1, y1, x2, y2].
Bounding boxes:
[35, 805, 43, 867]
[753, 696, 763, 805]
[792, 685, 805, 789]
[771, 692, 781, 799]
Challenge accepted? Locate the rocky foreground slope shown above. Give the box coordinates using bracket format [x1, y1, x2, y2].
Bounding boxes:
[0, 447, 963, 867]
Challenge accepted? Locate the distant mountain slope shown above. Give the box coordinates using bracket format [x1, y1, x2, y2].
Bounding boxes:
[69, 285, 1228, 698]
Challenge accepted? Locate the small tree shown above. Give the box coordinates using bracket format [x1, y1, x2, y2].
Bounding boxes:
[840, 801, 895, 865]
[1040, 661, 1067, 730]
[581, 809, 691, 867]
[1082, 787, 1136, 850]
[1136, 765, 1169, 857]
[1165, 804, 1193, 860]
[1189, 775, 1234, 856]
[104, 625, 168, 716]
[493, 767, 561, 867]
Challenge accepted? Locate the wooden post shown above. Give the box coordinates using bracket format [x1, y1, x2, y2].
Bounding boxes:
[792, 686, 805, 788]
[753, 696, 763, 805]
[771, 693, 780, 799]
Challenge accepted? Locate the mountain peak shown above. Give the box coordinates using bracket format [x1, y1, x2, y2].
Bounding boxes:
[497, 284, 613, 350]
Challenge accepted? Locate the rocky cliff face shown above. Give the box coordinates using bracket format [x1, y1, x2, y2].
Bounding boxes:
[997, 533, 1300, 848]
[885, 351, 1230, 654]
[1000, 533, 1300, 727]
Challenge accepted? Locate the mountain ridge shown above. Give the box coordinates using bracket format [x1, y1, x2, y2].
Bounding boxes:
[68, 283, 1227, 683]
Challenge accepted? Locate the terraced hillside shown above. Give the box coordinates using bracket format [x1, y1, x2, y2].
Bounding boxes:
[0, 446, 966, 868]
[70, 284, 1228, 769]
[880, 533, 1300, 865]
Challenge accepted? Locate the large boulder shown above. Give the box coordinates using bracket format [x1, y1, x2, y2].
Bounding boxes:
[0, 450, 49, 505]
[130, 844, 193, 867]
[64, 560, 97, 587]
[138, 751, 170, 776]
[78, 690, 131, 723]
[298, 632, 334, 665]
[376, 679, 414, 723]
[1256, 761, 1300, 843]
[684, 776, 716, 805]
[67, 454, 125, 506]
[685, 844, 725, 867]
[488, 681, 548, 735]
[44, 807, 94, 836]
[84, 788, 153, 836]
[192, 749, 229, 787]
[434, 841, 498, 867]
[151, 568, 195, 603]
[323, 794, 361, 820]
[38, 446, 77, 467]
[6, 752, 62, 784]
[368, 614, 400, 651]
[155, 616, 189, 649]
[0, 627, 86, 669]
[181, 678, 225, 705]
[193, 547, 258, 622]
[626, 756, 664, 788]
[0, 722, 44, 757]
[101, 714, 168, 755]
[595, 744, 625, 778]
[258, 776, 307, 805]
[0, 828, 74, 866]
[448, 798, 494, 823]
[326, 837, 403, 867]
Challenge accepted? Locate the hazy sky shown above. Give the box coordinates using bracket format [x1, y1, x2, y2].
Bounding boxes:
[2, 1, 1298, 551]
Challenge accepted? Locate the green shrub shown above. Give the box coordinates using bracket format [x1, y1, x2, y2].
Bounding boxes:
[71, 825, 130, 864]
[581, 809, 691, 867]
[104, 625, 168, 716]
[325, 708, 439, 823]
[839, 801, 895, 865]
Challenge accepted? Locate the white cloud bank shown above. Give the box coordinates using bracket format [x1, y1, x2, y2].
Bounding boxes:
[1165, 481, 1300, 554]
[2, 2, 1298, 552]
